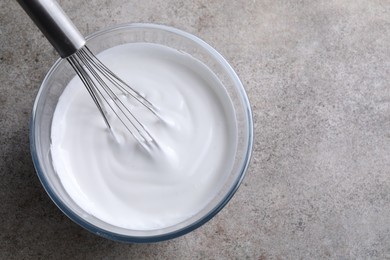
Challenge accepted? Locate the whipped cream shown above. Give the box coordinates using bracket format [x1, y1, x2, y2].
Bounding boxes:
[51, 43, 237, 230]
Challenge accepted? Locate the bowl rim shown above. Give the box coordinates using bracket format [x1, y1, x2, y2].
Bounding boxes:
[30, 23, 253, 243]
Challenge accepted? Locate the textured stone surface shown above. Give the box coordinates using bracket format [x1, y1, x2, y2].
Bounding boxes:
[1, 0, 390, 259]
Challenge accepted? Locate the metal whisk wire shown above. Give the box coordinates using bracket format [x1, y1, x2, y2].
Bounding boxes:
[16, 0, 159, 147]
[67, 46, 158, 145]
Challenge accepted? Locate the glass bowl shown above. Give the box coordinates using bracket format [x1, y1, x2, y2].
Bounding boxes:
[30, 23, 253, 243]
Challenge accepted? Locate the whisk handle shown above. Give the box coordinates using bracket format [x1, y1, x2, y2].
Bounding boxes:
[16, 0, 86, 58]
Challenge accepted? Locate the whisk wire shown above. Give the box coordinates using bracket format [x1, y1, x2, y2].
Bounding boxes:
[83, 47, 158, 116]
[16, 0, 159, 147]
[67, 56, 111, 128]
[66, 47, 158, 146]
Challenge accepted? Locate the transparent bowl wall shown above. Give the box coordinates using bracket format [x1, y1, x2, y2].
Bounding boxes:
[30, 23, 253, 243]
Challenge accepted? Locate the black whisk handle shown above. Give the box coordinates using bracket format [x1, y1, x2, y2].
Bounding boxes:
[16, 0, 86, 58]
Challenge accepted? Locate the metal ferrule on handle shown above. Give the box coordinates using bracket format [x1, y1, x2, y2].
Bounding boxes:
[17, 0, 86, 58]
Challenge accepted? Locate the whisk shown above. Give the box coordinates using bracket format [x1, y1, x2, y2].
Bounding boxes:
[17, 0, 159, 147]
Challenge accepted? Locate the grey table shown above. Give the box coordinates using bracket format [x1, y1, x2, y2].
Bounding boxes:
[1, 0, 389, 258]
